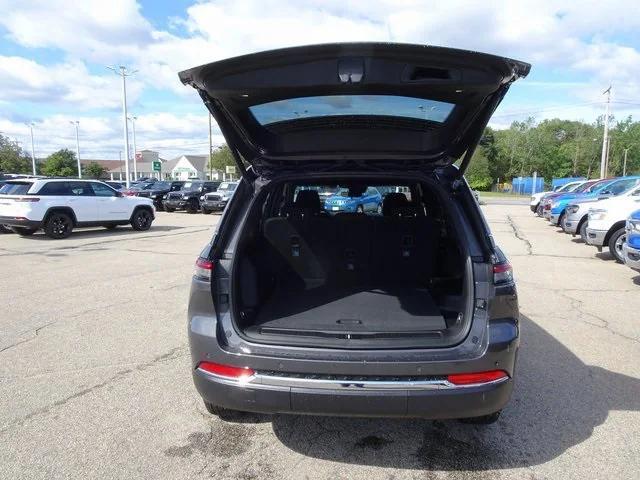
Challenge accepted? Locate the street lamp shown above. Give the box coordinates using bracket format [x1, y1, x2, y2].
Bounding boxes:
[127, 115, 137, 179]
[26, 122, 36, 175]
[107, 65, 137, 187]
[69, 121, 81, 178]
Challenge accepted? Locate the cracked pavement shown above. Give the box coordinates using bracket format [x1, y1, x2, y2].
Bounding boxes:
[1, 204, 639, 480]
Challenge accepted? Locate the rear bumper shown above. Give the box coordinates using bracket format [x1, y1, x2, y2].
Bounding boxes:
[623, 242, 640, 271]
[585, 228, 607, 247]
[193, 369, 513, 418]
[0, 216, 41, 229]
[529, 204, 538, 213]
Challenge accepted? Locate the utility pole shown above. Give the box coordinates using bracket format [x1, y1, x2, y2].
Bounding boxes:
[27, 122, 36, 175]
[208, 113, 213, 180]
[128, 116, 138, 180]
[70, 121, 81, 178]
[600, 85, 611, 179]
[623, 148, 629, 176]
[107, 66, 137, 187]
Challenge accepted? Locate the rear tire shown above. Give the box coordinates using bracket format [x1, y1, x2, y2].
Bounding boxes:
[557, 212, 565, 229]
[608, 227, 626, 263]
[202, 208, 211, 215]
[0, 224, 12, 234]
[44, 212, 73, 239]
[164, 207, 175, 212]
[12, 226, 37, 236]
[459, 410, 501, 425]
[131, 208, 153, 231]
[535, 203, 542, 216]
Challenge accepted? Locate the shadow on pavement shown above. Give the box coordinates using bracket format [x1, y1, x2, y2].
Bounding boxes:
[262, 316, 640, 471]
[20, 225, 183, 240]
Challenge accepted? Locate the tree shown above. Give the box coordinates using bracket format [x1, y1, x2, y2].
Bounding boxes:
[207, 144, 236, 173]
[40, 149, 78, 177]
[0, 134, 32, 174]
[83, 162, 107, 179]
[465, 149, 493, 191]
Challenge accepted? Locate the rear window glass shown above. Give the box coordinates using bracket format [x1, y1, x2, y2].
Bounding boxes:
[292, 185, 413, 216]
[0, 182, 32, 195]
[250, 95, 455, 125]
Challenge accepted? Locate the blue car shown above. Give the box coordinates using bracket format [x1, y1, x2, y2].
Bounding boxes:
[548, 176, 640, 228]
[324, 186, 383, 213]
[623, 209, 640, 272]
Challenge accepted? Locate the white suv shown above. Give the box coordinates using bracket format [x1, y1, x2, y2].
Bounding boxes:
[585, 186, 640, 262]
[0, 179, 155, 239]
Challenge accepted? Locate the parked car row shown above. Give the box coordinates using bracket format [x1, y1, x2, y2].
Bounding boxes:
[161, 181, 238, 214]
[532, 176, 640, 275]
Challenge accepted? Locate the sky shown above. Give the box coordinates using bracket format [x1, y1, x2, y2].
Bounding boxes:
[0, 0, 639, 161]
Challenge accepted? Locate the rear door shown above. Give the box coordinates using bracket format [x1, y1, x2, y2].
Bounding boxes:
[65, 182, 98, 222]
[179, 43, 530, 175]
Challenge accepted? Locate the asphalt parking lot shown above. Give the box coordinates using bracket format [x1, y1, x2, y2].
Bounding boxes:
[1, 206, 638, 480]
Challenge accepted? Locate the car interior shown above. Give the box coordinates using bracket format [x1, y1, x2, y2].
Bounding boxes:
[228, 179, 473, 348]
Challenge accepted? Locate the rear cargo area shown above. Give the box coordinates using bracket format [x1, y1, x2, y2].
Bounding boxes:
[230, 181, 471, 348]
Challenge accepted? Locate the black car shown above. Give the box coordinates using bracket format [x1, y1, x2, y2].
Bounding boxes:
[163, 180, 220, 213]
[134, 181, 185, 210]
[182, 43, 527, 423]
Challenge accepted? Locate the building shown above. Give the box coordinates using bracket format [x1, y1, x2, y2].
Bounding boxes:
[106, 150, 168, 181]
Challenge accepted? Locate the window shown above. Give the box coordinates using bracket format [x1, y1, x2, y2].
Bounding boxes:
[609, 179, 638, 195]
[67, 182, 92, 196]
[38, 182, 72, 196]
[250, 95, 455, 125]
[0, 182, 32, 195]
[91, 182, 117, 197]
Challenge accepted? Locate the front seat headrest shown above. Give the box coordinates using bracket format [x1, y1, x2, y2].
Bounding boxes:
[294, 190, 321, 213]
[382, 192, 410, 216]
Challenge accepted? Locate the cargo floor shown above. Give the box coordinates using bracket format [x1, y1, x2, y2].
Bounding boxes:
[246, 285, 446, 337]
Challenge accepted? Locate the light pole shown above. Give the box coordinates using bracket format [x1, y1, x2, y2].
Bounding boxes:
[600, 86, 611, 179]
[69, 121, 81, 178]
[26, 122, 36, 175]
[623, 148, 629, 176]
[128, 115, 138, 179]
[107, 66, 137, 187]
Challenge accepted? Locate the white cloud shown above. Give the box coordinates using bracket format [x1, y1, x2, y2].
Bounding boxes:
[0, 56, 145, 110]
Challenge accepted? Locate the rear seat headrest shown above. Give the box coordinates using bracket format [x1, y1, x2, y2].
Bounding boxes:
[382, 192, 410, 216]
[294, 190, 322, 213]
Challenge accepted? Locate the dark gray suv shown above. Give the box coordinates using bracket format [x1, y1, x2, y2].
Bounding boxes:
[182, 43, 527, 423]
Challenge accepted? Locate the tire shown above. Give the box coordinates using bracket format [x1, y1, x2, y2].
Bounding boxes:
[164, 207, 175, 213]
[557, 212, 565, 230]
[607, 227, 626, 263]
[131, 208, 153, 231]
[12, 226, 37, 236]
[44, 212, 73, 239]
[0, 224, 12, 234]
[203, 401, 248, 420]
[560, 213, 568, 232]
[201, 208, 211, 215]
[356, 205, 364, 214]
[579, 221, 588, 242]
[535, 204, 542, 216]
[186, 200, 198, 214]
[459, 410, 501, 425]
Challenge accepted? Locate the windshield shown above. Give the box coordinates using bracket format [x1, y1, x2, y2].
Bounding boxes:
[590, 181, 616, 194]
[558, 182, 581, 192]
[250, 95, 455, 125]
[217, 182, 237, 192]
[182, 182, 203, 191]
[0, 182, 32, 195]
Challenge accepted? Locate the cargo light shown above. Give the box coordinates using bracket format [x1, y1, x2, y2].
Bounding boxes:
[447, 370, 508, 385]
[197, 362, 255, 379]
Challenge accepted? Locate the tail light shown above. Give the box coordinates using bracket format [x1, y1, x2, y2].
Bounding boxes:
[194, 257, 213, 280]
[197, 361, 255, 379]
[493, 262, 514, 285]
[14, 197, 40, 202]
[447, 370, 508, 386]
